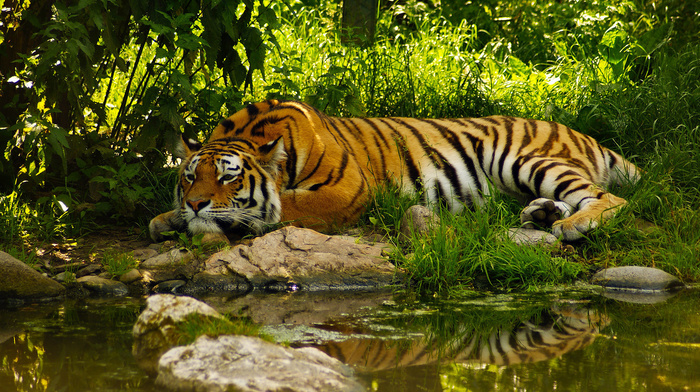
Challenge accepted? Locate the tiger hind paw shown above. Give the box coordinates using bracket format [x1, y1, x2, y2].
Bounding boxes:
[520, 198, 574, 230]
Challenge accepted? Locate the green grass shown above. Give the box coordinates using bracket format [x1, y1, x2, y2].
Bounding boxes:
[262, 0, 700, 294]
[1, 0, 698, 294]
[101, 250, 139, 277]
[363, 189, 584, 294]
[175, 313, 273, 346]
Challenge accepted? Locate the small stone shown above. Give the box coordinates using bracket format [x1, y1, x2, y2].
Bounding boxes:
[592, 266, 685, 292]
[76, 264, 102, 278]
[504, 228, 559, 247]
[132, 248, 159, 261]
[399, 205, 440, 239]
[77, 276, 129, 296]
[139, 248, 198, 285]
[53, 271, 68, 283]
[153, 280, 186, 293]
[201, 232, 230, 245]
[120, 269, 142, 284]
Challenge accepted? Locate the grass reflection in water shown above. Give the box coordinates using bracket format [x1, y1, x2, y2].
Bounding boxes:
[1, 289, 699, 392]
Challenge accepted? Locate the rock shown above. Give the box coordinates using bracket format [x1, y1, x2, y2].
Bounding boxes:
[599, 290, 680, 304]
[53, 271, 75, 283]
[503, 228, 560, 247]
[77, 276, 129, 296]
[76, 263, 102, 278]
[132, 294, 224, 375]
[120, 268, 142, 284]
[181, 272, 251, 295]
[202, 291, 393, 326]
[400, 205, 440, 239]
[132, 248, 159, 261]
[153, 280, 187, 293]
[0, 251, 66, 304]
[156, 335, 364, 392]
[139, 248, 199, 284]
[592, 266, 685, 292]
[203, 226, 400, 292]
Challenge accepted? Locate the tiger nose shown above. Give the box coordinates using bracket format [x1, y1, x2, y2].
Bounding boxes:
[187, 199, 211, 213]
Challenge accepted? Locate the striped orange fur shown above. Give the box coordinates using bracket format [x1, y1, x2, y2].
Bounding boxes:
[149, 99, 639, 242]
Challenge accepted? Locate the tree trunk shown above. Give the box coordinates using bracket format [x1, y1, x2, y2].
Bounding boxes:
[341, 0, 378, 46]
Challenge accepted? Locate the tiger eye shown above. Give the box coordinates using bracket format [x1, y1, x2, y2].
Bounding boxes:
[220, 174, 235, 182]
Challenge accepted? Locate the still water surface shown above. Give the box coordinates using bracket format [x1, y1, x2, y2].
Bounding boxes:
[1, 288, 698, 392]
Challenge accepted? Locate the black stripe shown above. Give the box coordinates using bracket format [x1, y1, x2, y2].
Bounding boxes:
[553, 178, 578, 201]
[220, 119, 236, 134]
[308, 170, 334, 191]
[489, 125, 499, 176]
[323, 117, 355, 155]
[293, 149, 326, 187]
[339, 118, 374, 170]
[248, 115, 288, 137]
[285, 128, 298, 189]
[533, 161, 564, 197]
[331, 151, 350, 185]
[497, 118, 514, 186]
[566, 126, 584, 153]
[576, 196, 596, 209]
[436, 180, 452, 209]
[511, 156, 536, 198]
[517, 120, 532, 155]
[560, 183, 592, 199]
[246, 103, 259, 116]
[427, 119, 482, 202]
[390, 118, 464, 204]
[608, 150, 618, 169]
[356, 118, 391, 148]
[247, 175, 257, 207]
[259, 175, 269, 218]
[377, 118, 423, 195]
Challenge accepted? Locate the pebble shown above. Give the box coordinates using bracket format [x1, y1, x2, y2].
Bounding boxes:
[77, 276, 129, 297]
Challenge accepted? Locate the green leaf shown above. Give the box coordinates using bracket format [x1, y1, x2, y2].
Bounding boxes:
[598, 25, 628, 65]
[160, 96, 184, 130]
[175, 33, 204, 51]
[257, 5, 278, 28]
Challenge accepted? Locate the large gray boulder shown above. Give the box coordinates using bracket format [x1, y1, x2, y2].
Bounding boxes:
[156, 335, 365, 392]
[195, 226, 401, 292]
[0, 251, 65, 304]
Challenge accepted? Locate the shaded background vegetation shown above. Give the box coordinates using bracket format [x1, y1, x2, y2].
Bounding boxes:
[1, 0, 699, 289]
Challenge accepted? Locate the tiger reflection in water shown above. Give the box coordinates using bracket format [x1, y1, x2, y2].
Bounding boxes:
[314, 304, 609, 371]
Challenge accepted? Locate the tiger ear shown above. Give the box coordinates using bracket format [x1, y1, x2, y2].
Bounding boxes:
[257, 136, 286, 175]
[175, 136, 202, 159]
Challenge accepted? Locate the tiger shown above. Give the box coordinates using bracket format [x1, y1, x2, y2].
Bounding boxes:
[149, 99, 640, 242]
[315, 304, 609, 370]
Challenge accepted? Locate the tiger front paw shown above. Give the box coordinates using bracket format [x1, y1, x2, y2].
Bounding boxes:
[551, 215, 598, 241]
[149, 210, 184, 242]
[520, 198, 574, 230]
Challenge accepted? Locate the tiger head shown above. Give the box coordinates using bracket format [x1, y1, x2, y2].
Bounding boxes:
[173, 136, 286, 236]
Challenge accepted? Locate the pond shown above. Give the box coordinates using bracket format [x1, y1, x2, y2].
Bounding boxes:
[1, 287, 699, 392]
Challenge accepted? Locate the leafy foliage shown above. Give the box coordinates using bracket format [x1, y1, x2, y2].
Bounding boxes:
[0, 0, 278, 223]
